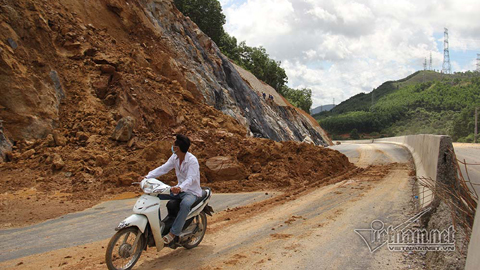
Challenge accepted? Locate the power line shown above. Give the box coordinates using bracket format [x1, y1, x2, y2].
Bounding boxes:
[442, 28, 452, 74]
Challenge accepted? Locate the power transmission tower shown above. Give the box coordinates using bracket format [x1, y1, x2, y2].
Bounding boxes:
[442, 28, 451, 74]
[429, 52, 432, 71]
[476, 53, 480, 72]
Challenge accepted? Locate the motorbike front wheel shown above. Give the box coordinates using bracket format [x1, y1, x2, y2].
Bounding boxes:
[105, 227, 145, 270]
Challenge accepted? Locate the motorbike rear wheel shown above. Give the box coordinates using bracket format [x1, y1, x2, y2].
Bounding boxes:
[182, 212, 207, 249]
[105, 227, 145, 270]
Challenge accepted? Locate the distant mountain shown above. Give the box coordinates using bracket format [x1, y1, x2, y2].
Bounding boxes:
[329, 71, 448, 115]
[311, 104, 335, 115]
[314, 70, 480, 142]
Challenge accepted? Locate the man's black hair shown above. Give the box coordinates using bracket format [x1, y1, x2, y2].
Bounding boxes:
[175, 134, 190, 153]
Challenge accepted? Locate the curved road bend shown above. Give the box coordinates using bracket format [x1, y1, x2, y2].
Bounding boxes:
[0, 142, 418, 269]
[136, 142, 416, 269]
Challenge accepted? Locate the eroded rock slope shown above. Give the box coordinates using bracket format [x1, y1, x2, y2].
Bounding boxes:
[0, 0, 347, 226]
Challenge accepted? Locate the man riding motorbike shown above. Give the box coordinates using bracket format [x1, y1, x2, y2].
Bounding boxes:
[140, 134, 202, 245]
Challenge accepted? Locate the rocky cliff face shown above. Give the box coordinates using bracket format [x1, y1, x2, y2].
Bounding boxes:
[0, 0, 331, 146]
[144, 0, 331, 145]
[0, 0, 351, 227]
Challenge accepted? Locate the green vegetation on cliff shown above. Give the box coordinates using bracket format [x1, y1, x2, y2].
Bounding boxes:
[315, 71, 480, 142]
[173, 0, 312, 112]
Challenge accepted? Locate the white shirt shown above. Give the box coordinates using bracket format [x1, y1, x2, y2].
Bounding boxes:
[145, 152, 202, 197]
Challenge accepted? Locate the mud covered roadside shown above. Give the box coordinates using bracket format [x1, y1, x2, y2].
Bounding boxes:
[0, 134, 353, 228]
[0, 187, 141, 229]
[0, 163, 412, 270]
[0, 0, 352, 229]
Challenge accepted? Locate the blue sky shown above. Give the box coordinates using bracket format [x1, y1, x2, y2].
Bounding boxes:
[219, 0, 480, 107]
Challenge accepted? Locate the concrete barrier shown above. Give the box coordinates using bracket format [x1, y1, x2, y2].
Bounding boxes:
[466, 208, 480, 269]
[346, 135, 479, 268]
[375, 135, 455, 208]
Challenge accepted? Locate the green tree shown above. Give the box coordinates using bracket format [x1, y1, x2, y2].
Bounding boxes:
[280, 86, 312, 112]
[318, 71, 480, 141]
[244, 46, 287, 90]
[174, 0, 312, 113]
[174, 0, 226, 45]
[350, 129, 360, 139]
[219, 32, 240, 62]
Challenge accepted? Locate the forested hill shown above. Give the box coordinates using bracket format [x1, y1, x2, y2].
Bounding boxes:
[314, 71, 480, 142]
[327, 71, 448, 115]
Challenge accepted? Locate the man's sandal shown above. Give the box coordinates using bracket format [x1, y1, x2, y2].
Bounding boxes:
[163, 233, 175, 244]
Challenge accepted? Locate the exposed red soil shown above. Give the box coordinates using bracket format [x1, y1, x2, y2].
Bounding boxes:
[0, 0, 353, 228]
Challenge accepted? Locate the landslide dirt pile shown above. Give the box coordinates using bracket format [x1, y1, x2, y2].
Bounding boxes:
[0, 0, 353, 227]
[0, 0, 331, 146]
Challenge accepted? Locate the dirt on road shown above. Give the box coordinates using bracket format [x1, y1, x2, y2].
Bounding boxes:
[0, 136, 353, 229]
[0, 0, 352, 229]
[0, 161, 423, 270]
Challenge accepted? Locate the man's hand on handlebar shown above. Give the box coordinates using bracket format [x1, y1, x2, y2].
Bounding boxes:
[171, 186, 181, 195]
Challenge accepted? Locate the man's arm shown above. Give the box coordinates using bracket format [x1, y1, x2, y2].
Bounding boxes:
[177, 159, 199, 191]
[145, 155, 176, 179]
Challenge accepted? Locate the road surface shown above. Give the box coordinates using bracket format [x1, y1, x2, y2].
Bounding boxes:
[0, 143, 419, 270]
[453, 143, 480, 196]
[330, 142, 410, 168]
[0, 192, 277, 262]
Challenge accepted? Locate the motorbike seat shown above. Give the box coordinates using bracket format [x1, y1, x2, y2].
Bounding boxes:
[191, 188, 208, 209]
[166, 187, 210, 217]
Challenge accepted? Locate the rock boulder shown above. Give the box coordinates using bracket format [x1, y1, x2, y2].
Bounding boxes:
[95, 154, 111, 167]
[0, 122, 12, 162]
[45, 134, 55, 147]
[53, 131, 67, 146]
[52, 153, 65, 170]
[141, 140, 171, 161]
[118, 172, 140, 186]
[205, 156, 247, 182]
[251, 162, 262, 173]
[111, 116, 135, 142]
[20, 149, 35, 159]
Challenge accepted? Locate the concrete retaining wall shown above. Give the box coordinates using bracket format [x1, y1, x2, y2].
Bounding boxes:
[375, 135, 455, 208]
[466, 209, 480, 269]
[342, 135, 478, 268]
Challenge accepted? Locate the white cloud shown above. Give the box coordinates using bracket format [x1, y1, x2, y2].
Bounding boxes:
[222, 0, 480, 107]
[307, 7, 337, 23]
[224, 0, 294, 44]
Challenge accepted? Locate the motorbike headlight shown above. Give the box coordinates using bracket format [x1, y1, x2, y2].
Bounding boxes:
[143, 182, 155, 193]
[140, 178, 170, 194]
[140, 179, 154, 193]
[152, 185, 168, 193]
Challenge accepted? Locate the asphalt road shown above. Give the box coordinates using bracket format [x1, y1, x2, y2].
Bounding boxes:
[330, 142, 411, 168]
[0, 192, 276, 262]
[452, 143, 480, 196]
[136, 142, 416, 269]
[0, 142, 419, 269]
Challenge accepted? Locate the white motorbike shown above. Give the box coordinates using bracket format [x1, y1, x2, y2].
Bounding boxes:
[105, 178, 213, 270]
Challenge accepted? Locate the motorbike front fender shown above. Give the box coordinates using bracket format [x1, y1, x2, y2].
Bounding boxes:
[116, 214, 148, 233]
